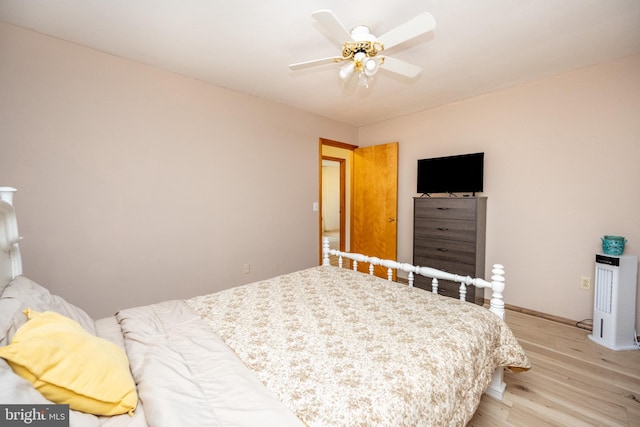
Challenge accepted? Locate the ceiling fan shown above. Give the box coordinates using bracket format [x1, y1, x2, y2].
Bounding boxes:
[289, 10, 436, 87]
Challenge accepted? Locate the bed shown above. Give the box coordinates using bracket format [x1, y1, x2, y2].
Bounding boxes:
[0, 187, 530, 426]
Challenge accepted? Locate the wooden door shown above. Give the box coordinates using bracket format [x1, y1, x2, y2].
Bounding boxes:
[351, 142, 398, 279]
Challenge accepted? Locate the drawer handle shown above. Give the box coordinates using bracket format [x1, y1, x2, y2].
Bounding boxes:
[437, 248, 449, 252]
[437, 227, 450, 231]
[437, 207, 450, 210]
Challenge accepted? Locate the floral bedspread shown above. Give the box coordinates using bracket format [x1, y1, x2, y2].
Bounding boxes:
[187, 266, 530, 426]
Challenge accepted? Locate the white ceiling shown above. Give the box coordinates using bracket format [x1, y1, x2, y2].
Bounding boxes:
[2, 0, 639, 126]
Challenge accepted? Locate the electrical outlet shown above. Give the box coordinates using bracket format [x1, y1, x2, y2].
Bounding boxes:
[243, 263, 251, 274]
[580, 276, 591, 290]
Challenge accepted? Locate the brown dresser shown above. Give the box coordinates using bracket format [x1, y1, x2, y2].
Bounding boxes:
[412, 197, 487, 305]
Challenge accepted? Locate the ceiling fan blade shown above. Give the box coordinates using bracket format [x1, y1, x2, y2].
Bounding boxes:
[380, 56, 422, 78]
[312, 9, 353, 45]
[289, 57, 342, 71]
[377, 12, 436, 50]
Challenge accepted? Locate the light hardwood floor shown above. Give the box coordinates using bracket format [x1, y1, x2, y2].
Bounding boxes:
[470, 310, 640, 426]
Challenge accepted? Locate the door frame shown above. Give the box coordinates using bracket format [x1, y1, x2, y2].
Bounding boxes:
[318, 138, 358, 264]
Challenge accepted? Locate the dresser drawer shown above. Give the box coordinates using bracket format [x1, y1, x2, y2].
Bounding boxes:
[414, 217, 477, 242]
[414, 276, 481, 303]
[413, 239, 476, 265]
[414, 198, 477, 220]
[413, 255, 483, 304]
[436, 283, 461, 300]
[412, 256, 475, 276]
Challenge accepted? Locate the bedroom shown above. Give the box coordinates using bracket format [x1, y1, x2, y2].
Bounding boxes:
[0, 1, 639, 424]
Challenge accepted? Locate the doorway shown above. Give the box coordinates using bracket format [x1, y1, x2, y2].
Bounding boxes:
[319, 138, 357, 264]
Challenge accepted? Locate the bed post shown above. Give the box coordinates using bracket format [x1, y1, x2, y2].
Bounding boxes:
[0, 187, 22, 280]
[485, 263, 506, 400]
[322, 237, 330, 266]
[489, 264, 506, 320]
[0, 187, 17, 205]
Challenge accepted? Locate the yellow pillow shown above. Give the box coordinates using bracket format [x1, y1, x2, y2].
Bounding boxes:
[0, 309, 137, 416]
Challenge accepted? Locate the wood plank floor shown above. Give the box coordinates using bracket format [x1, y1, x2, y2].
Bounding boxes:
[470, 310, 640, 426]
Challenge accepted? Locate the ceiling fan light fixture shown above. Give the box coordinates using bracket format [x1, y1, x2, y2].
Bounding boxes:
[339, 52, 378, 85]
[353, 51, 367, 61]
[339, 62, 355, 79]
[363, 57, 379, 77]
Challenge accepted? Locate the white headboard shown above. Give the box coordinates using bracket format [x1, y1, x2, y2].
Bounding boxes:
[0, 187, 22, 293]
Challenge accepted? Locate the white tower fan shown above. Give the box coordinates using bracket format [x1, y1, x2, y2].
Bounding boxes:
[588, 254, 638, 350]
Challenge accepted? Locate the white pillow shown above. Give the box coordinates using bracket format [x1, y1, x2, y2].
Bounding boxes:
[0, 275, 95, 340]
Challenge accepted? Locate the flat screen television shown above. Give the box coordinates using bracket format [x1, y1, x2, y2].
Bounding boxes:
[417, 152, 484, 195]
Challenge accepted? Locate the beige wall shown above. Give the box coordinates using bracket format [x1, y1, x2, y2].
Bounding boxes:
[0, 23, 357, 318]
[359, 55, 640, 330]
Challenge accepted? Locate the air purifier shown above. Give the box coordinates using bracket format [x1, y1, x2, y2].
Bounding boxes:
[589, 254, 638, 350]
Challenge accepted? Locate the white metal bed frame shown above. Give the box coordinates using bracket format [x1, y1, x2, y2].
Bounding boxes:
[321, 237, 508, 399]
[321, 238, 506, 319]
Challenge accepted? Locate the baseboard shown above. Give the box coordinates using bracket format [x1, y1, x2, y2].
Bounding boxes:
[487, 299, 591, 330]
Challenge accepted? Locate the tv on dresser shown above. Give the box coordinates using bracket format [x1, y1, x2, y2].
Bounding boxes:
[417, 152, 484, 196]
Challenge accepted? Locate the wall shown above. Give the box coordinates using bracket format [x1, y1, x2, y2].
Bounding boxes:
[0, 22, 357, 318]
[359, 55, 640, 330]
